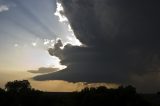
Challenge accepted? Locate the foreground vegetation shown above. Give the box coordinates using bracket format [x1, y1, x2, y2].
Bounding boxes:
[0, 80, 159, 106]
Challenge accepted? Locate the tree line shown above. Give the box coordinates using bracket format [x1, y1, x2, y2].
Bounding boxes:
[0, 80, 152, 106]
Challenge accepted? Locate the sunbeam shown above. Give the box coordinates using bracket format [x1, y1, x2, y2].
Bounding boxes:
[12, 0, 57, 38]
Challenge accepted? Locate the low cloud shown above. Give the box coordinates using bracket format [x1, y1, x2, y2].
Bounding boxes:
[28, 67, 59, 74]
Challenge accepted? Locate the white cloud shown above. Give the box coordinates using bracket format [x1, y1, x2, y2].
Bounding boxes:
[0, 5, 9, 13]
[54, 2, 82, 46]
[54, 2, 68, 22]
[68, 25, 72, 32]
[43, 39, 55, 48]
[44, 39, 51, 45]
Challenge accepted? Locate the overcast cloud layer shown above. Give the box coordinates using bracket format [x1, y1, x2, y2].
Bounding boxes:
[33, 0, 160, 92]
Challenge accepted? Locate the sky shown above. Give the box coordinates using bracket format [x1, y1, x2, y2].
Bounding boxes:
[0, 0, 80, 71]
[0, 0, 83, 92]
[0, 0, 160, 93]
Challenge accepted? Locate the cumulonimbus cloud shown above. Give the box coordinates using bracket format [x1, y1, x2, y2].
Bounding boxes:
[33, 0, 160, 92]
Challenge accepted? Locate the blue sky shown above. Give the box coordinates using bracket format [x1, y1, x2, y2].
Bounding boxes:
[0, 0, 79, 71]
[0, 0, 84, 91]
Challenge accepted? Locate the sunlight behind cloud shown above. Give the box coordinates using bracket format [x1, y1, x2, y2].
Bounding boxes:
[54, 2, 68, 22]
[54, 1, 82, 46]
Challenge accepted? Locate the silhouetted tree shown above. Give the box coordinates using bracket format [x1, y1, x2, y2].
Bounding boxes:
[96, 86, 108, 93]
[5, 80, 31, 93]
[81, 87, 90, 93]
[0, 81, 153, 106]
[0, 88, 5, 93]
[124, 85, 136, 94]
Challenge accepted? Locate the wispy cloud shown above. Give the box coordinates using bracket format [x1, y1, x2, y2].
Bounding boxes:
[28, 67, 60, 74]
[0, 4, 9, 13]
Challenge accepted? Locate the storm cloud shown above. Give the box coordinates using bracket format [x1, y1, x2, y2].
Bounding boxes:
[34, 0, 160, 90]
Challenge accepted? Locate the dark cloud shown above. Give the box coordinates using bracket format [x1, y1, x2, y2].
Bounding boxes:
[28, 67, 59, 74]
[34, 0, 160, 92]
